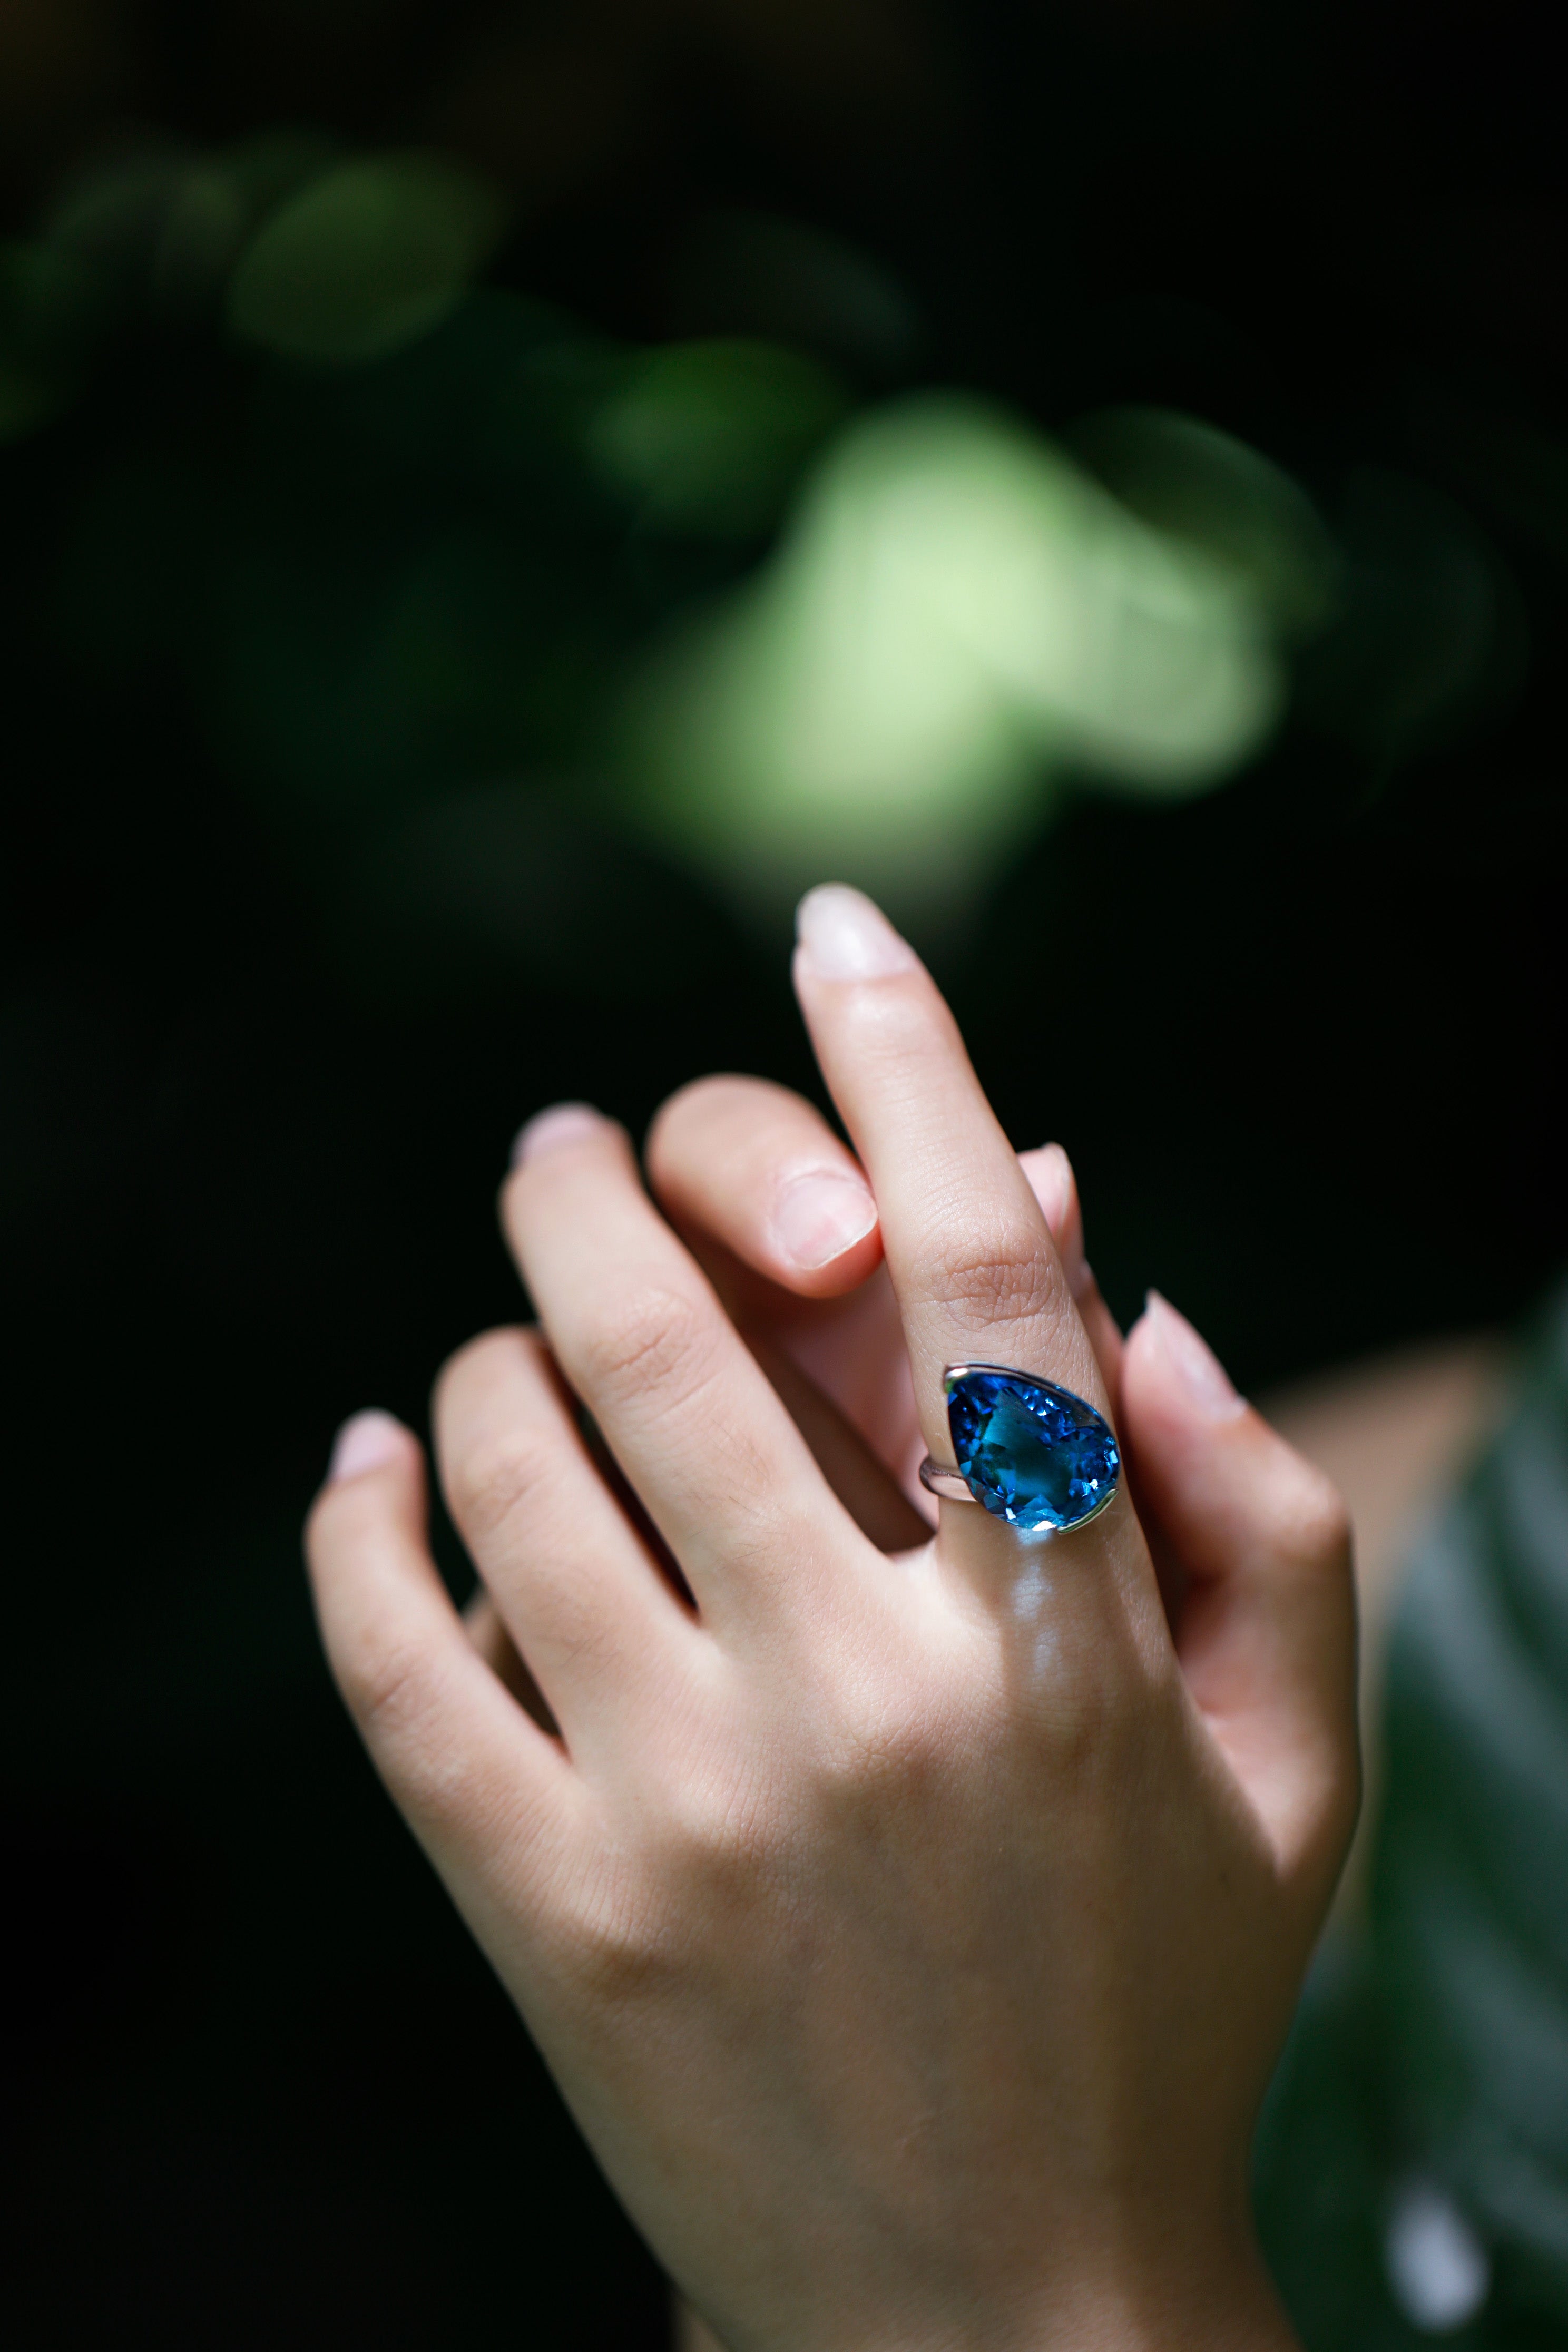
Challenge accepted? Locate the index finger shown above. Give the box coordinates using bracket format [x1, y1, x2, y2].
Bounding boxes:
[647, 1073, 1124, 1406]
[647, 1074, 881, 1300]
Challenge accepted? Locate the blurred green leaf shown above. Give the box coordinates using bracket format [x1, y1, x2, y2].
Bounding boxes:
[1298, 471, 1524, 771]
[1261, 1294, 1568, 2349]
[227, 154, 508, 365]
[46, 152, 250, 315]
[617, 395, 1285, 915]
[1375, 1342, 1568, 2312]
[668, 212, 920, 380]
[1071, 406, 1339, 637]
[585, 338, 848, 535]
[0, 240, 99, 440]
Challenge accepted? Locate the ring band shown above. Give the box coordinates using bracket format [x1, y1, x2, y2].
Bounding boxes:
[919, 1361, 1120, 1534]
[918, 1459, 978, 1503]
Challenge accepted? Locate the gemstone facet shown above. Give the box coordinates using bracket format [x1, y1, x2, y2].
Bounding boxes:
[945, 1365, 1120, 1533]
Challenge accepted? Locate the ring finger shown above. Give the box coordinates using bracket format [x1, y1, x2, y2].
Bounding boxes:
[791, 887, 1156, 1613]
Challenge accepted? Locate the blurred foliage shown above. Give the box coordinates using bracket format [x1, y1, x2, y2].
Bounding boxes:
[622, 395, 1296, 913]
[4, 1, 1568, 2343]
[585, 336, 849, 534]
[4, 110, 1531, 922]
[228, 153, 508, 363]
[0, 234, 97, 432]
[1259, 1290, 1568, 2348]
[1068, 405, 1340, 639]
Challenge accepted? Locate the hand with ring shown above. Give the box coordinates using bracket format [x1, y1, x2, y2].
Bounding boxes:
[307, 884, 1358, 2352]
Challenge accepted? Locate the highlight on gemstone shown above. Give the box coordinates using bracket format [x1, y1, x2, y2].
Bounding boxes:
[944, 1365, 1120, 1533]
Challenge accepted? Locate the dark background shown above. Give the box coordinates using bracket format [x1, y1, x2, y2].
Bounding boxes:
[4, 3, 1565, 2344]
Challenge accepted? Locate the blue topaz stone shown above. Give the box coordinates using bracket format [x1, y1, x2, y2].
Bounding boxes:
[944, 1365, 1120, 1533]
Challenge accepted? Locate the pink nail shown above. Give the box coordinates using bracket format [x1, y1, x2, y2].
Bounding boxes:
[328, 1409, 408, 1483]
[511, 1102, 604, 1168]
[1143, 1292, 1246, 1420]
[1026, 1142, 1073, 1236]
[795, 885, 920, 981]
[772, 1169, 878, 1270]
[1021, 1143, 1092, 1299]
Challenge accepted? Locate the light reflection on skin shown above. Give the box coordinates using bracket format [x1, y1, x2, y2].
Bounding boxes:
[1000, 1527, 1071, 1684]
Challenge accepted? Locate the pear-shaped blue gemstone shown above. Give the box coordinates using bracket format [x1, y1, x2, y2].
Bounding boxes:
[945, 1367, 1120, 1533]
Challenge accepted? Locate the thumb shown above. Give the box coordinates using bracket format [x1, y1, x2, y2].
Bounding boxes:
[1122, 1292, 1359, 1905]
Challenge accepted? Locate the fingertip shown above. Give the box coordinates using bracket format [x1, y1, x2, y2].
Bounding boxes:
[327, 1408, 415, 1486]
[770, 1167, 881, 1288]
[1123, 1295, 1353, 1576]
[310, 1414, 426, 1570]
[794, 884, 920, 983]
[510, 1102, 607, 1169]
[306, 1410, 428, 1616]
[1019, 1142, 1072, 1233]
[1128, 1291, 1248, 1424]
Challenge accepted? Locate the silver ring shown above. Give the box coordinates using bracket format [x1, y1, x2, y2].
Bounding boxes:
[918, 1459, 977, 1503]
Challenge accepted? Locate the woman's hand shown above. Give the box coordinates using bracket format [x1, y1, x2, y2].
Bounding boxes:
[643, 1077, 1126, 1554]
[307, 885, 1358, 2352]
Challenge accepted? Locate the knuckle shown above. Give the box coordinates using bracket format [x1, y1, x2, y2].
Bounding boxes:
[564, 1886, 680, 2003]
[1275, 1461, 1354, 1571]
[448, 1424, 560, 1547]
[559, 1787, 775, 1997]
[1034, 1662, 1126, 1777]
[660, 1753, 776, 1879]
[335, 1638, 467, 1816]
[924, 1220, 1057, 1334]
[812, 1663, 981, 1821]
[825, 1686, 947, 1795]
[436, 1324, 532, 1417]
[1026, 1614, 1162, 1772]
[575, 1280, 715, 1412]
[338, 1634, 431, 1745]
[647, 1072, 754, 1155]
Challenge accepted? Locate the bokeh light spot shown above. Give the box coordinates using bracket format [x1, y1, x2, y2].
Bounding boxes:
[618, 395, 1289, 913]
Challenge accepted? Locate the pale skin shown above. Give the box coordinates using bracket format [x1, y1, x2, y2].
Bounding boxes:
[307, 884, 1359, 2352]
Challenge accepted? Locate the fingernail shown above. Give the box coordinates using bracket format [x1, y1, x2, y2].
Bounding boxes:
[796, 885, 920, 981]
[327, 1409, 407, 1483]
[772, 1168, 878, 1270]
[1029, 1142, 1073, 1235]
[1144, 1291, 1246, 1419]
[1024, 1143, 1092, 1299]
[511, 1102, 603, 1168]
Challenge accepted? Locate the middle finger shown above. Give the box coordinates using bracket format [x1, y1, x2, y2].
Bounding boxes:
[501, 1104, 861, 1634]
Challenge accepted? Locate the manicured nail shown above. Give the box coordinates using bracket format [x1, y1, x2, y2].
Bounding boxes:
[511, 1102, 603, 1168]
[1024, 1143, 1092, 1299]
[327, 1409, 407, 1483]
[1029, 1142, 1073, 1236]
[1144, 1291, 1246, 1419]
[772, 1168, 878, 1270]
[796, 885, 920, 981]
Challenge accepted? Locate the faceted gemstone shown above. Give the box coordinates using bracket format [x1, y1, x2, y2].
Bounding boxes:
[945, 1367, 1120, 1533]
